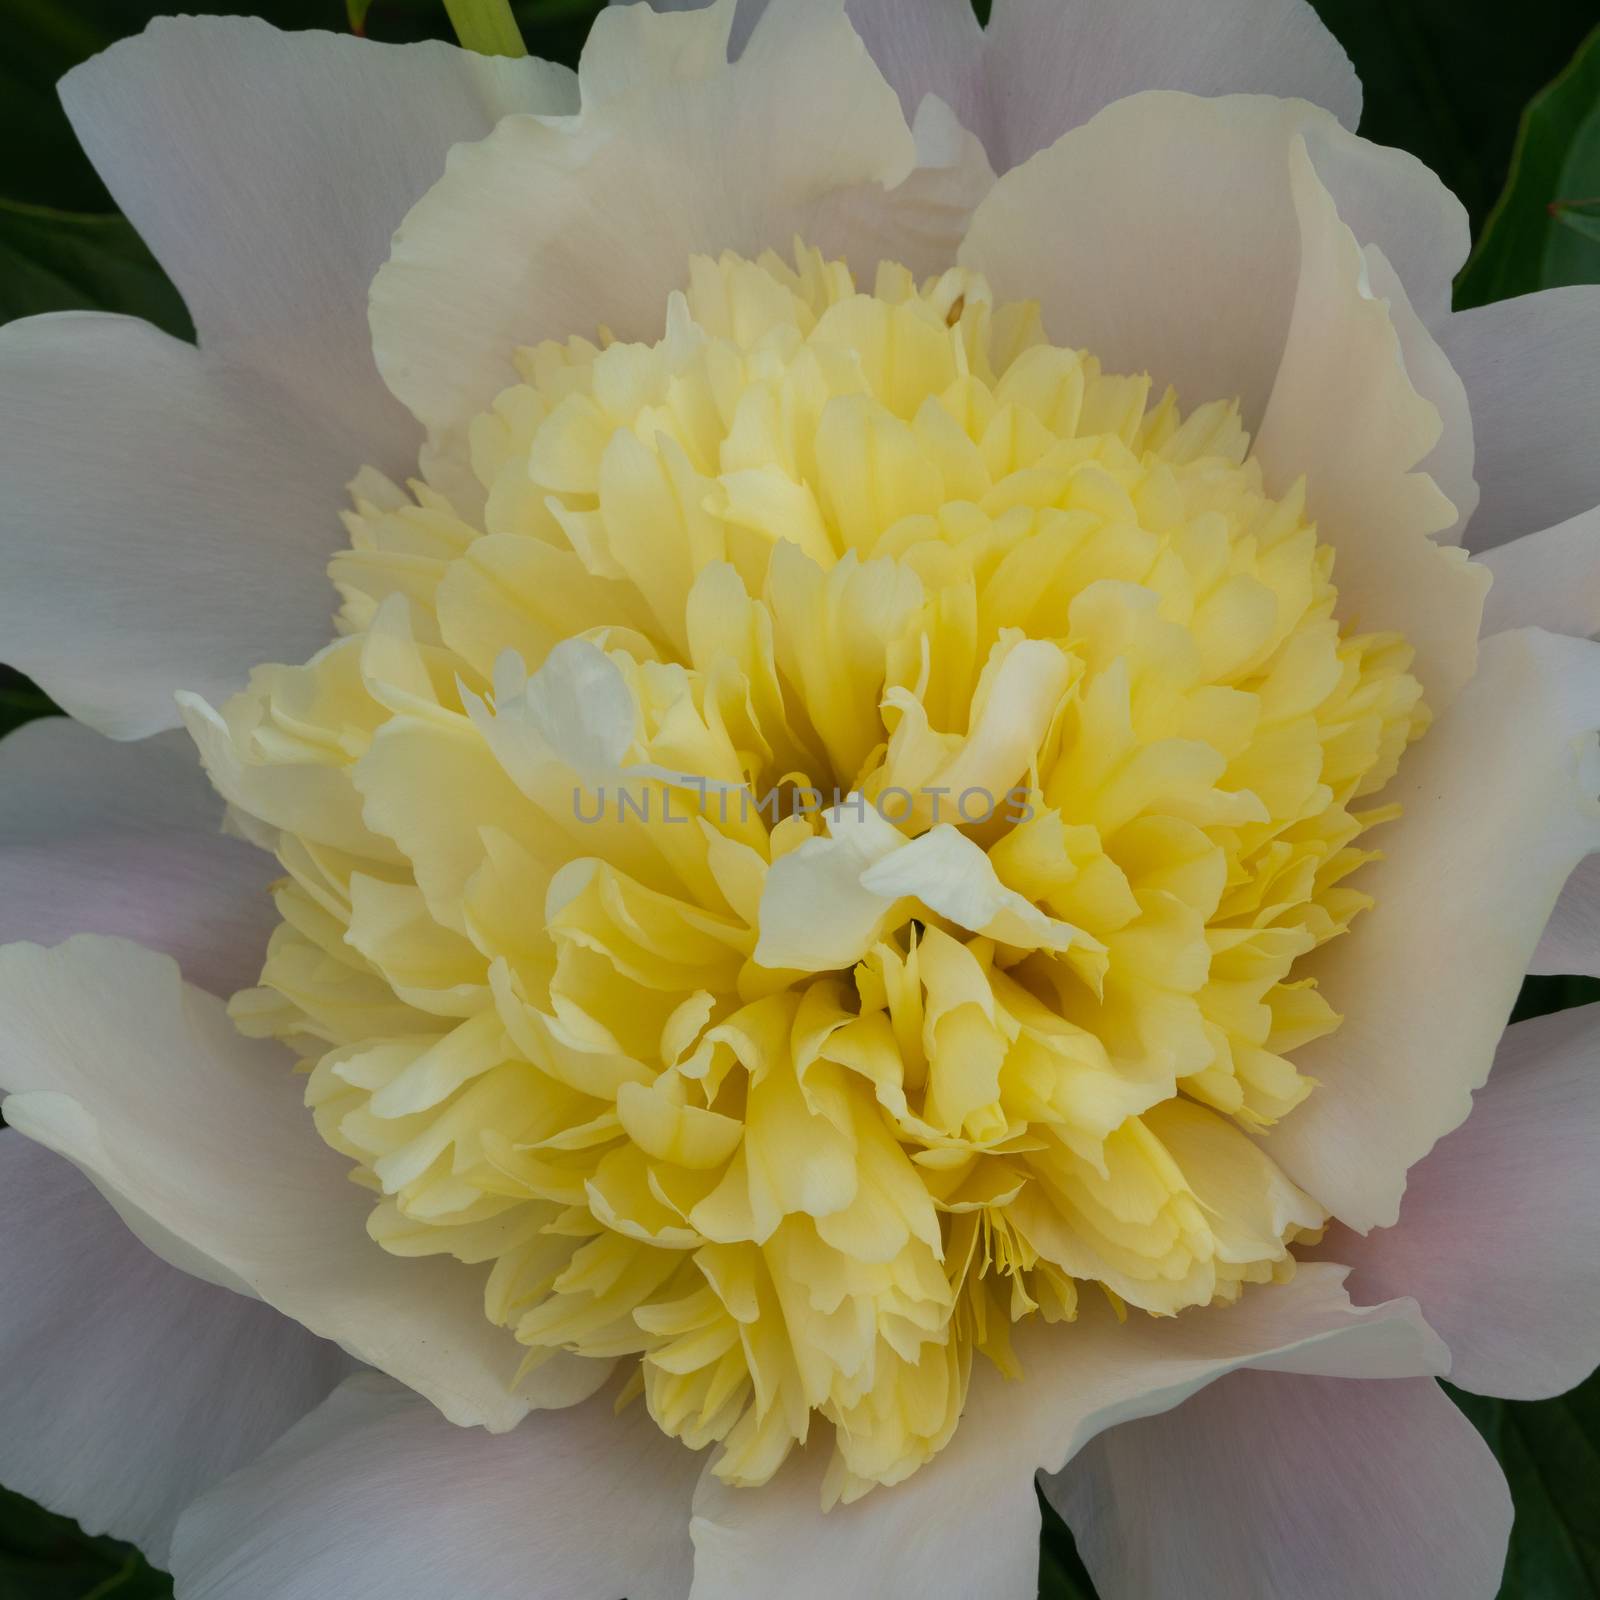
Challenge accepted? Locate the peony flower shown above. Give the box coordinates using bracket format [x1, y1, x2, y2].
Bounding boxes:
[1, 0, 1597, 1593]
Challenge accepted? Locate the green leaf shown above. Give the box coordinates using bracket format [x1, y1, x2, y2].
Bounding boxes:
[0, 197, 189, 337]
[1544, 101, 1600, 279]
[1456, 23, 1600, 307]
[1306, 0, 1598, 239]
[1038, 1485, 1098, 1599]
[1452, 1371, 1600, 1599]
[0, 1487, 172, 1600]
[1552, 201, 1600, 245]
[0, 669, 58, 740]
[442, 0, 527, 56]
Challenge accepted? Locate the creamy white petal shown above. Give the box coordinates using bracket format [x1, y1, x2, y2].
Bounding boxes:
[961, 92, 1483, 706]
[858, 825, 1091, 951]
[962, 93, 1313, 427]
[0, 717, 275, 996]
[688, 1264, 1444, 1599]
[1361, 245, 1479, 542]
[1252, 138, 1485, 701]
[1299, 120, 1469, 329]
[371, 0, 941, 444]
[1532, 854, 1600, 978]
[1272, 628, 1600, 1231]
[1441, 286, 1600, 550]
[0, 935, 603, 1429]
[1480, 505, 1600, 640]
[0, 1131, 346, 1564]
[1046, 1372, 1510, 1600]
[1327, 1003, 1600, 1400]
[755, 802, 907, 970]
[61, 16, 576, 474]
[170, 1373, 699, 1600]
[0, 315, 364, 737]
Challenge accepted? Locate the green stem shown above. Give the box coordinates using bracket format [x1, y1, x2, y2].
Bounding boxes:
[443, 0, 527, 57]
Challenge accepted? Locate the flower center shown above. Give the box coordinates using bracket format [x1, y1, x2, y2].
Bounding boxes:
[194, 245, 1426, 1502]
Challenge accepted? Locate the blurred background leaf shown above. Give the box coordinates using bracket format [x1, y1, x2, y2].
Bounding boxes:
[0, 198, 189, 333]
[0, 1, 1598, 1596]
[1457, 22, 1600, 306]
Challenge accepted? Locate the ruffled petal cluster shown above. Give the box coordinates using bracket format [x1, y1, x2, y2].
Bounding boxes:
[189, 247, 1425, 1496]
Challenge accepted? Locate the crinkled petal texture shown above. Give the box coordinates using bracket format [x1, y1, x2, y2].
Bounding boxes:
[0, 21, 575, 736]
[0, 1130, 348, 1565]
[1043, 1371, 1512, 1600]
[1327, 1003, 1600, 1399]
[0, 936, 608, 1430]
[170, 1373, 700, 1600]
[0, 717, 276, 995]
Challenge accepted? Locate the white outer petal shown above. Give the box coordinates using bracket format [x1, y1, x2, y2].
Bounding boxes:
[668, 0, 1363, 171]
[1046, 1372, 1510, 1600]
[0, 935, 600, 1430]
[1273, 628, 1600, 1231]
[1, 23, 575, 737]
[1480, 505, 1600, 640]
[0, 717, 275, 995]
[0, 1131, 347, 1565]
[0, 315, 359, 737]
[370, 0, 946, 446]
[170, 1374, 700, 1600]
[61, 16, 576, 475]
[689, 1263, 1444, 1599]
[1441, 286, 1600, 551]
[1531, 854, 1600, 979]
[1327, 1003, 1600, 1400]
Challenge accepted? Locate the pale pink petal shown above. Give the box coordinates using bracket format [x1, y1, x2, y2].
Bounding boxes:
[1327, 1003, 1600, 1400]
[1480, 505, 1600, 640]
[0, 936, 606, 1431]
[1441, 286, 1600, 550]
[784, 0, 1362, 173]
[170, 1374, 699, 1600]
[61, 17, 576, 474]
[1046, 1372, 1511, 1600]
[688, 1263, 1444, 1599]
[977, 0, 1360, 170]
[0, 1131, 346, 1564]
[0, 717, 275, 996]
[1531, 854, 1600, 978]
[621, 0, 1361, 171]
[1271, 628, 1600, 1231]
